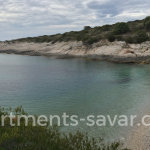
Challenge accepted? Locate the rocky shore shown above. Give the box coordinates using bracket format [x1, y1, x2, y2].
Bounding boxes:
[1, 40, 150, 63]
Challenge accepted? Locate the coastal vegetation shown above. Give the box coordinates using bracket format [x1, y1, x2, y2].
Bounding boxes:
[0, 106, 130, 150]
[5, 17, 150, 45]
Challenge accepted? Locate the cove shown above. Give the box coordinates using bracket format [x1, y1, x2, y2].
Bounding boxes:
[1, 53, 150, 142]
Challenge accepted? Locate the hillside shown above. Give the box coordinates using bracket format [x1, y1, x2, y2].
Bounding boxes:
[5, 16, 150, 45]
[2, 16, 150, 64]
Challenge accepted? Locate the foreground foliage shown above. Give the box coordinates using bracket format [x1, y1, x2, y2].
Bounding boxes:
[0, 106, 130, 150]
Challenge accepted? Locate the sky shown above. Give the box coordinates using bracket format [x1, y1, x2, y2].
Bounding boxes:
[0, 0, 150, 41]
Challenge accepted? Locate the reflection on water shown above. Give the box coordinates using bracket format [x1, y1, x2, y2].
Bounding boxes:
[109, 78, 131, 84]
[0, 54, 150, 142]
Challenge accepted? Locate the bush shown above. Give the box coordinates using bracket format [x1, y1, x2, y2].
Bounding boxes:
[82, 36, 89, 43]
[145, 21, 150, 31]
[34, 38, 42, 43]
[114, 22, 130, 35]
[137, 25, 145, 30]
[64, 37, 72, 42]
[125, 37, 133, 44]
[81, 36, 99, 45]
[87, 37, 98, 44]
[0, 106, 129, 150]
[134, 20, 143, 23]
[46, 39, 52, 43]
[115, 35, 123, 41]
[94, 26, 102, 30]
[135, 31, 149, 43]
[84, 26, 91, 30]
[81, 30, 89, 34]
[76, 30, 89, 41]
[41, 38, 48, 42]
[132, 24, 144, 32]
[101, 25, 111, 31]
[144, 16, 150, 26]
[107, 34, 116, 42]
[76, 35, 83, 41]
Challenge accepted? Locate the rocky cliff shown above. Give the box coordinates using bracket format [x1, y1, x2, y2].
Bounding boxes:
[1, 40, 150, 63]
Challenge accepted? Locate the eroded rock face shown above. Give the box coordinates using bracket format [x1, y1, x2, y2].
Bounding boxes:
[1, 40, 150, 63]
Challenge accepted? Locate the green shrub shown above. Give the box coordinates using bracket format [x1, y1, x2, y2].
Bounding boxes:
[137, 25, 145, 30]
[94, 26, 102, 30]
[114, 22, 130, 35]
[84, 26, 91, 30]
[0, 106, 129, 150]
[107, 34, 116, 42]
[132, 24, 144, 31]
[145, 21, 150, 31]
[97, 35, 103, 41]
[80, 30, 89, 34]
[135, 31, 149, 43]
[64, 37, 72, 42]
[76, 30, 89, 41]
[61, 33, 67, 37]
[87, 37, 98, 44]
[134, 20, 144, 23]
[41, 38, 48, 42]
[80, 36, 100, 45]
[82, 36, 89, 43]
[125, 37, 133, 44]
[101, 25, 111, 31]
[115, 35, 123, 41]
[76, 35, 83, 41]
[34, 38, 42, 43]
[144, 16, 150, 26]
[46, 39, 52, 43]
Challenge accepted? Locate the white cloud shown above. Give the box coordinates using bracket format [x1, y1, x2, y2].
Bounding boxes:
[0, 0, 150, 41]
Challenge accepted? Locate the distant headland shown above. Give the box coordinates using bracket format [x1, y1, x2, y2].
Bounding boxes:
[1, 16, 150, 63]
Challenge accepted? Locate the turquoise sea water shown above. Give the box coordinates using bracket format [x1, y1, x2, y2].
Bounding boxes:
[1, 54, 150, 141]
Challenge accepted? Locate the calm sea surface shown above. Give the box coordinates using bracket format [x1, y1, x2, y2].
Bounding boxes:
[1, 54, 150, 141]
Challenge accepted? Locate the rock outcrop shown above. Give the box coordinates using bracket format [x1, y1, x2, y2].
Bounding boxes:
[1, 40, 150, 63]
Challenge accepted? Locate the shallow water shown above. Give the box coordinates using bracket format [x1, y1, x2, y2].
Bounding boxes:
[1, 54, 150, 141]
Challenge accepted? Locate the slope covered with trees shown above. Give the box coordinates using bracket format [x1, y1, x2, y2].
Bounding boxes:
[6, 16, 150, 45]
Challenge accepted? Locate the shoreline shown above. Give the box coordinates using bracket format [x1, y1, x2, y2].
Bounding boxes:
[1, 40, 150, 63]
[1, 40, 150, 149]
[124, 111, 150, 150]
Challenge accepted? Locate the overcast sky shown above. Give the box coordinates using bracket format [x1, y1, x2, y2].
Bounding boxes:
[0, 0, 150, 41]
